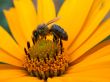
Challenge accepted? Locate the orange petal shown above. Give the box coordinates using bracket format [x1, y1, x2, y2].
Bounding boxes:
[37, 0, 56, 23]
[67, 0, 110, 52]
[3, 76, 43, 82]
[3, 8, 27, 48]
[0, 64, 27, 81]
[69, 18, 110, 62]
[57, 0, 94, 49]
[0, 49, 23, 67]
[13, 0, 38, 41]
[0, 26, 25, 61]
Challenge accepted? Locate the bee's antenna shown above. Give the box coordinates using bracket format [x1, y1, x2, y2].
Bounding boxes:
[46, 17, 60, 26]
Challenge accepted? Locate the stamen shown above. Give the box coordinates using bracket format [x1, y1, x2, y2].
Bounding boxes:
[23, 39, 69, 80]
[27, 41, 30, 49]
[24, 48, 31, 59]
[24, 48, 28, 55]
[32, 37, 35, 45]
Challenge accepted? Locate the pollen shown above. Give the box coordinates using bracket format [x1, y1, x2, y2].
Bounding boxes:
[23, 39, 69, 80]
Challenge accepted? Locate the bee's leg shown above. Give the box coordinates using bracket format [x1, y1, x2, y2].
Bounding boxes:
[32, 35, 39, 44]
[32, 37, 35, 45]
[60, 39, 63, 54]
[53, 35, 57, 42]
[24, 48, 30, 59]
[35, 36, 39, 41]
[27, 41, 30, 49]
[52, 32, 57, 42]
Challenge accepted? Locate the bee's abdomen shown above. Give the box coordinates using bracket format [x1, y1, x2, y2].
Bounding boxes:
[50, 24, 68, 40]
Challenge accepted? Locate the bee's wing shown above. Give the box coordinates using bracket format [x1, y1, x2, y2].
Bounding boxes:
[46, 17, 60, 26]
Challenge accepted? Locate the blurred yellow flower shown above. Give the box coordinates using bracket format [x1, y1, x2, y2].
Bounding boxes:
[0, 0, 110, 82]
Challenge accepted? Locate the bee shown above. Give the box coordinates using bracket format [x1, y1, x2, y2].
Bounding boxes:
[32, 17, 68, 53]
[32, 24, 49, 43]
[32, 17, 59, 43]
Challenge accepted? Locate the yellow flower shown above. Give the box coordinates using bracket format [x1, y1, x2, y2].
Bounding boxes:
[0, 0, 110, 82]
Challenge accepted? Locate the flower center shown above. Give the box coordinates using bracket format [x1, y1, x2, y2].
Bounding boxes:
[23, 39, 69, 80]
[23, 22, 69, 80]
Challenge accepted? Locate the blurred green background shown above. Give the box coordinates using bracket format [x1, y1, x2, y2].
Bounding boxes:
[0, 0, 13, 34]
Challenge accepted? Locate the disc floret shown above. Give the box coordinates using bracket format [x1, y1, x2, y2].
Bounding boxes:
[23, 39, 69, 80]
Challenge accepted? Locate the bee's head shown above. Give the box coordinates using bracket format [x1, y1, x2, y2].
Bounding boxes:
[37, 24, 46, 30]
[33, 30, 38, 38]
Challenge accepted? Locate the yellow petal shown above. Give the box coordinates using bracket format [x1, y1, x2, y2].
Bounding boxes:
[57, 0, 94, 49]
[0, 26, 25, 61]
[69, 18, 110, 62]
[48, 76, 110, 82]
[65, 68, 110, 78]
[70, 40, 110, 69]
[49, 67, 110, 81]
[0, 49, 23, 67]
[83, 0, 104, 26]
[0, 64, 22, 69]
[37, 0, 56, 23]
[3, 76, 43, 82]
[3, 8, 27, 48]
[67, 40, 110, 73]
[13, 0, 38, 41]
[89, 0, 102, 15]
[67, 0, 110, 52]
[0, 65, 27, 81]
[67, 62, 110, 73]
[88, 54, 110, 66]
